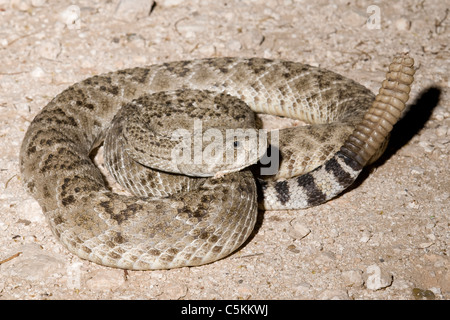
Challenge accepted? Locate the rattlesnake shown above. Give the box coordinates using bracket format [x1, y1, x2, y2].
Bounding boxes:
[19, 54, 415, 270]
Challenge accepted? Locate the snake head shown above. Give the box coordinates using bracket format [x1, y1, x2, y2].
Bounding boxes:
[173, 126, 268, 177]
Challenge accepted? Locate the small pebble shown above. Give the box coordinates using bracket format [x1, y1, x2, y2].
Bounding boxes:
[30, 66, 46, 78]
[395, 17, 412, 31]
[429, 287, 442, 297]
[359, 230, 371, 243]
[418, 241, 434, 249]
[2, 244, 65, 281]
[240, 29, 265, 48]
[436, 125, 448, 137]
[391, 279, 413, 290]
[197, 44, 216, 56]
[433, 106, 450, 121]
[123, 34, 146, 50]
[410, 166, 425, 175]
[407, 200, 420, 209]
[59, 5, 81, 30]
[227, 39, 242, 51]
[314, 251, 336, 265]
[35, 40, 61, 60]
[0, 37, 8, 47]
[158, 0, 184, 6]
[17, 198, 46, 223]
[288, 219, 311, 240]
[114, 0, 155, 22]
[418, 140, 434, 153]
[342, 270, 364, 288]
[412, 287, 435, 300]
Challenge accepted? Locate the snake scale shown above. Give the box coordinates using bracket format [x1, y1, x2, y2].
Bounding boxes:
[20, 54, 415, 270]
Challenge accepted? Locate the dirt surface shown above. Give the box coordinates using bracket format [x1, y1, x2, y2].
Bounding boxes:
[0, 0, 448, 300]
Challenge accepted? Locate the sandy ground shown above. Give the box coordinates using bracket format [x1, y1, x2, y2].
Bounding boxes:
[0, 0, 448, 300]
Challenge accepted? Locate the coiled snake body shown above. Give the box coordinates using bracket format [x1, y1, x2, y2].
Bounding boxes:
[20, 54, 415, 270]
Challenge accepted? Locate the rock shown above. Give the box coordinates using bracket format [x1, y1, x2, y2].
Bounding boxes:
[286, 244, 300, 253]
[59, 5, 81, 30]
[114, 0, 155, 22]
[359, 230, 371, 243]
[293, 281, 312, 297]
[418, 140, 434, 153]
[410, 166, 425, 175]
[342, 270, 364, 288]
[16, 198, 45, 223]
[433, 106, 450, 122]
[240, 28, 265, 48]
[227, 39, 242, 51]
[288, 219, 311, 240]
[436, 124, 449, 137]
[364, 264, 393, 290]
[412, 287, 436, 300]
[1, 243, 65, 281]
[197, 44, 215, 56]
[395, 17, 412, 31]
[391, 278, 413, 291]
[418, 241, 434, 249]
[175, 18, 207, 38]
[30, 66, 46, 78]
[34, 39, 61, 60]
[314, 251, 336, 265]
[158, 0, 185, 6]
